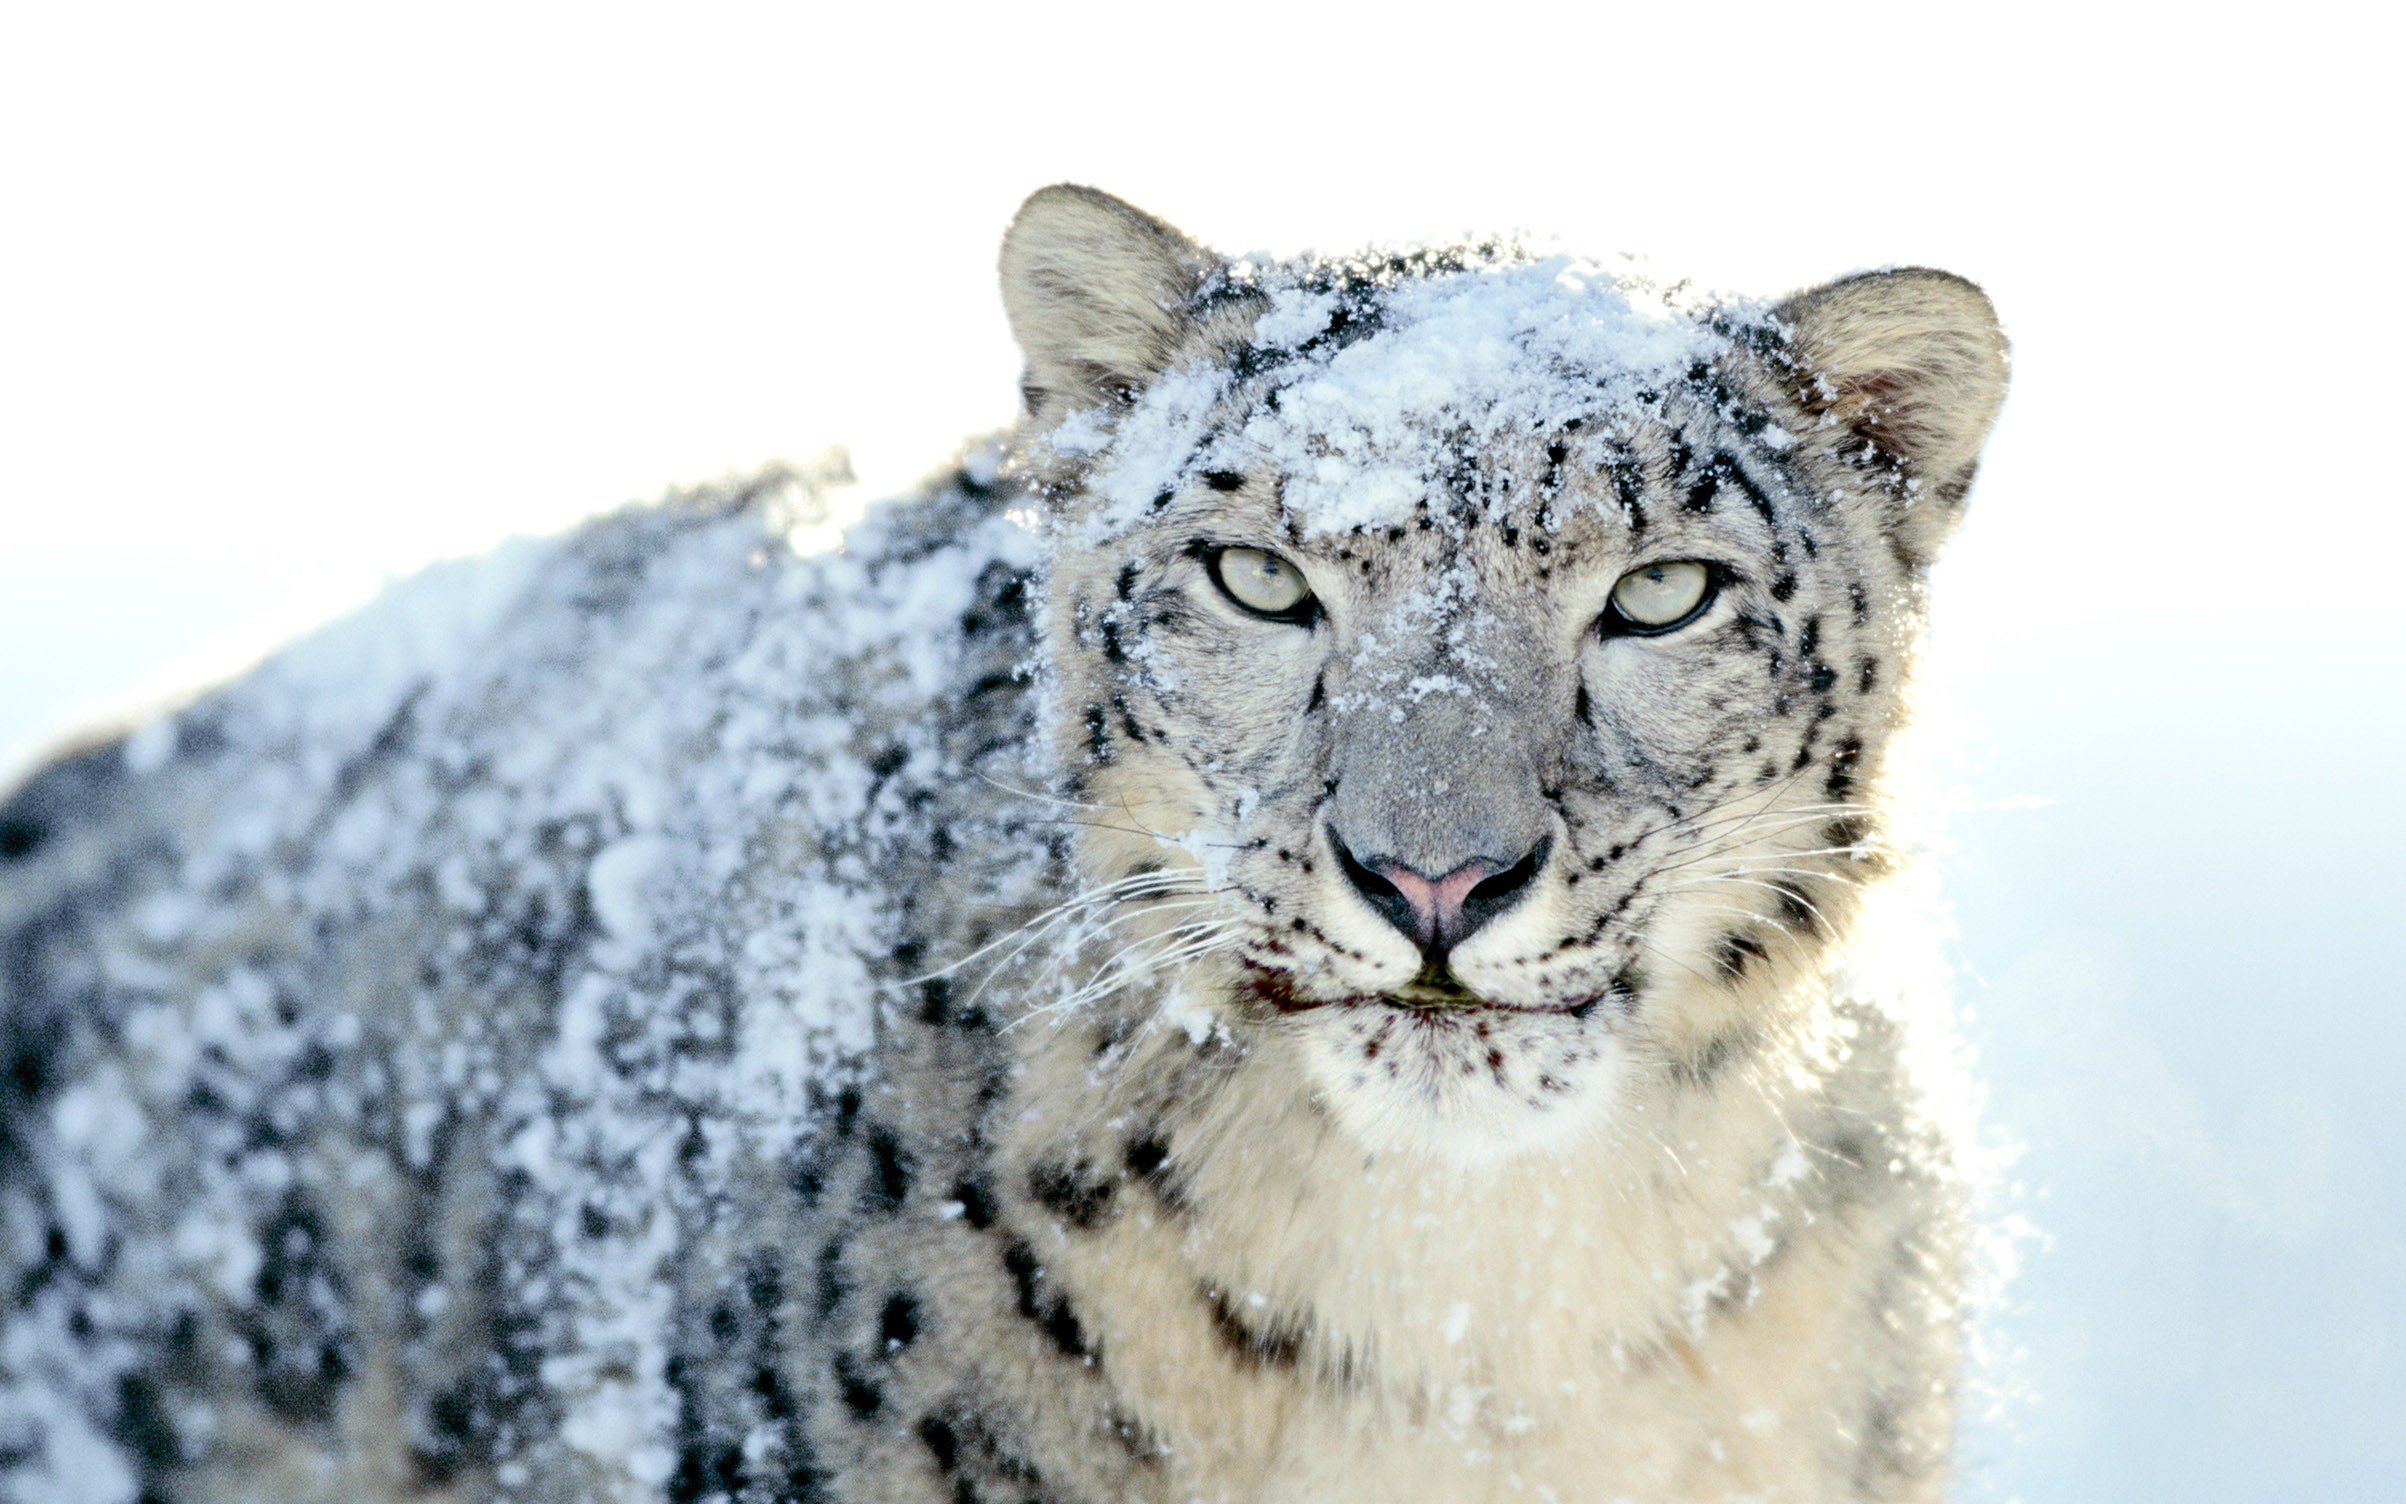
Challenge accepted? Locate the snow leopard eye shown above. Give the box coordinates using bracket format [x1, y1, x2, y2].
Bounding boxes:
[1602, 561, 1716, 636]
[1205, 547, 1318, 623]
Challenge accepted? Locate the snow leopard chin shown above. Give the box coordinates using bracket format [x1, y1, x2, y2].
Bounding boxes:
[1266, 993, 1633, 1165]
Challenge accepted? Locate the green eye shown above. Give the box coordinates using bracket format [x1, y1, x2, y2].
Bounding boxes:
[1604, 561, 1715, 635]
[1207, 547, 1318, 622]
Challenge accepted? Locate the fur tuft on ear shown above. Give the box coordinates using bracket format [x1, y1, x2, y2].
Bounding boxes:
[1775, 269, 2009, 558]
[999, 185, 1215, 423]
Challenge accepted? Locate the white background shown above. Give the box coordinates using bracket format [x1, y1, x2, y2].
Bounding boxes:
[3, 4, 2398, 1496]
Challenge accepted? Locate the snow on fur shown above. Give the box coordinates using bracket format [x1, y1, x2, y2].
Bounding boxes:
[0, 457, 1044, 1500]
[1055, 250, 1738, 539]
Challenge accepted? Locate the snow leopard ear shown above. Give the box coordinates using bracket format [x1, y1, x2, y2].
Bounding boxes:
[1000, 185, 1216, 425]
[1773, 268, 2009, 562]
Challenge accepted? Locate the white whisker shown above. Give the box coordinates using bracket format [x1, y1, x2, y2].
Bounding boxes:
[1023, 919, 1247, 1021]
[964, 897, 1222, 1010]
[901, 868, 1209, 987]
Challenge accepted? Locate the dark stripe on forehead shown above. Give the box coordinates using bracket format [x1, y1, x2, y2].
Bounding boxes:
[1175, 424, 1245, 493]
[1710, 450, 1782, 530]
[1661, 436, 1697, 501]
[1602, 442, 1649, 533]
[1540, 442, 1568, 493]
[1682, 463, 1718, 514]
[1683, 450, 1782, 528]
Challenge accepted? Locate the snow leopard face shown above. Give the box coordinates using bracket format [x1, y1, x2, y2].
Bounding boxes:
[1001, 187, 2005, 1161]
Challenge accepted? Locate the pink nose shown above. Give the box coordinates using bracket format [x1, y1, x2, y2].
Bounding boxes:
[1331, 830, 1551, 958]
[1372, 859, 1504, 953]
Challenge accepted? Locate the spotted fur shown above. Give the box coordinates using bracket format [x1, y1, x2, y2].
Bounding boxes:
[0, 187, 2006, 1502]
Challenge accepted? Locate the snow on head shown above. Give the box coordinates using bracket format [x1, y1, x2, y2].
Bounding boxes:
[1071, 248, 1734, 538]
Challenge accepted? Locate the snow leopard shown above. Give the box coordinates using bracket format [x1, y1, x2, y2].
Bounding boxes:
[0, 185, 2008, 1503]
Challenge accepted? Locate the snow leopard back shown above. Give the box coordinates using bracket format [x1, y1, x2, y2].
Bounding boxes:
[0, 461, 1151, 1503]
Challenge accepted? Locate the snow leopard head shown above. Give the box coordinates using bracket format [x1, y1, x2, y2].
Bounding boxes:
[999, 186, 2006, 1162]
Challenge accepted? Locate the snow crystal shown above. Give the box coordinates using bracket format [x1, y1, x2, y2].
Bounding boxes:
[1162, 988, 1217, 1046]
[1442, 1300, 1474, 1346]
[1729, 1210, 1778, 1266]
[1680, 1268, 1732, 1339]
[1250, 285, 1345, 349]
[586, 833, 672, 944]
[1173, 823, 1244, 892]
[1765, 1140, 1810, 1188]
[119, 716, 175, 775]
[0, 1367, 136, 1504]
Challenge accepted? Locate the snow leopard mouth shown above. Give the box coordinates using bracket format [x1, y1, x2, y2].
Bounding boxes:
[1234, 961, 1623, 1022]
